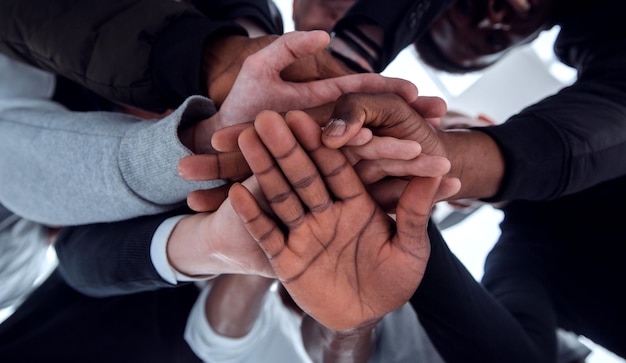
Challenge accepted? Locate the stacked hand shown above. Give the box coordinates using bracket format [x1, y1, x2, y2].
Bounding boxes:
[228, 110, 445, 331]
[166, 176, 274, 278]
[204, 32, 350, 109]
[195, 31, 419, 153]
[318, 93, 490, 208]
[179, 30, 435, 212]
[167, 128, 450, 282]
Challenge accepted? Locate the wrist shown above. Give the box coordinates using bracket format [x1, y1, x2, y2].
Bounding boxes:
[151, 215, 214, 284]
[205, 275, 275, 338]
[166, 213, 216, 278]
[323, 318, 379, 341]
[440, 129, 504, 200]
[320, 318, 378, 363]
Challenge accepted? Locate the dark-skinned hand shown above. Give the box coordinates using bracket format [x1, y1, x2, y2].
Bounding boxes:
[229, 109, 443, 331]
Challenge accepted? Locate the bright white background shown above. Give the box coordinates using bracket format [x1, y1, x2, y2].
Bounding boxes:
[276, 1, 625, 362]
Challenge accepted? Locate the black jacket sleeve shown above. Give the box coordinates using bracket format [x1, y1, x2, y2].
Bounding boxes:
[0, 0, 247, 112]
[478, 34, 626, 202]
[332, 0, 455, 72]
[55, 208, 192, 297]
[410, 221, 554, 363]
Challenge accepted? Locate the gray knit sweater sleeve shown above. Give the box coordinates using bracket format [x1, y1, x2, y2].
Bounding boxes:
[0, 56, 224, 225]
[0, 95, 224, 226]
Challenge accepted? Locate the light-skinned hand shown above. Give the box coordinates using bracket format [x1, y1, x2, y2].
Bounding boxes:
[204, 31, 351, 109]
[166, 177, 274, 278]
[180, 30, 425, 212]
[196, 30, 418, 154]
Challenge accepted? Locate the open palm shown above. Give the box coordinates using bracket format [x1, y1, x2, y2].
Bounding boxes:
[229, 110, 442, 331]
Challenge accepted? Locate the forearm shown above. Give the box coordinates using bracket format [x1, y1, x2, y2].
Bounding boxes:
[439, 129, 505, 201]
[185, 279, 289, 362]
[302, 315, 376, 363]
[205, 275, 275, 338]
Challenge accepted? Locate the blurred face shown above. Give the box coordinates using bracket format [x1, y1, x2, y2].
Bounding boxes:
[418, 0, 558, 72]
[292, 0, 356, 32]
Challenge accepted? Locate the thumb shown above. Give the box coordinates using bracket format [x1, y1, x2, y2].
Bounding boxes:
[394, 176, 440, 251]
[321, 95, 368, 149]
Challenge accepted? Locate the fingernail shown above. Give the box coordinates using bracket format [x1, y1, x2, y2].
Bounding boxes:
[324, 118, 346, 137]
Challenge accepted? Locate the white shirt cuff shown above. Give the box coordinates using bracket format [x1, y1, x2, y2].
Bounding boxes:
[150, 214, 211, 284]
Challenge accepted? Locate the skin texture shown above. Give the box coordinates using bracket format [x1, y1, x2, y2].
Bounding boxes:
[229, 109, 443, 331]
[183, 91, 450, 212]
[202, 31, 419, 150]
[437, 111, 498, 210]
[185, 30, 419, 153]
[179, 31, 454, 212]
[203, 275, 374, 363]
[301, 313, 375, 363]
[179, 30, 430, 212]
[204, 32, 348, 108]
[167, 111, 450, 278]
[204, 274, 275, 338]
[320, 93, 501, 206]
[172, 127, 452, 278]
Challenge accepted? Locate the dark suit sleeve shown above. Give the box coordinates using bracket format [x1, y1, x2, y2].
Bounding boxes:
[55, 208, 193, 297]
[410, 221, 552, 363]
[332, 0, 455, 71]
